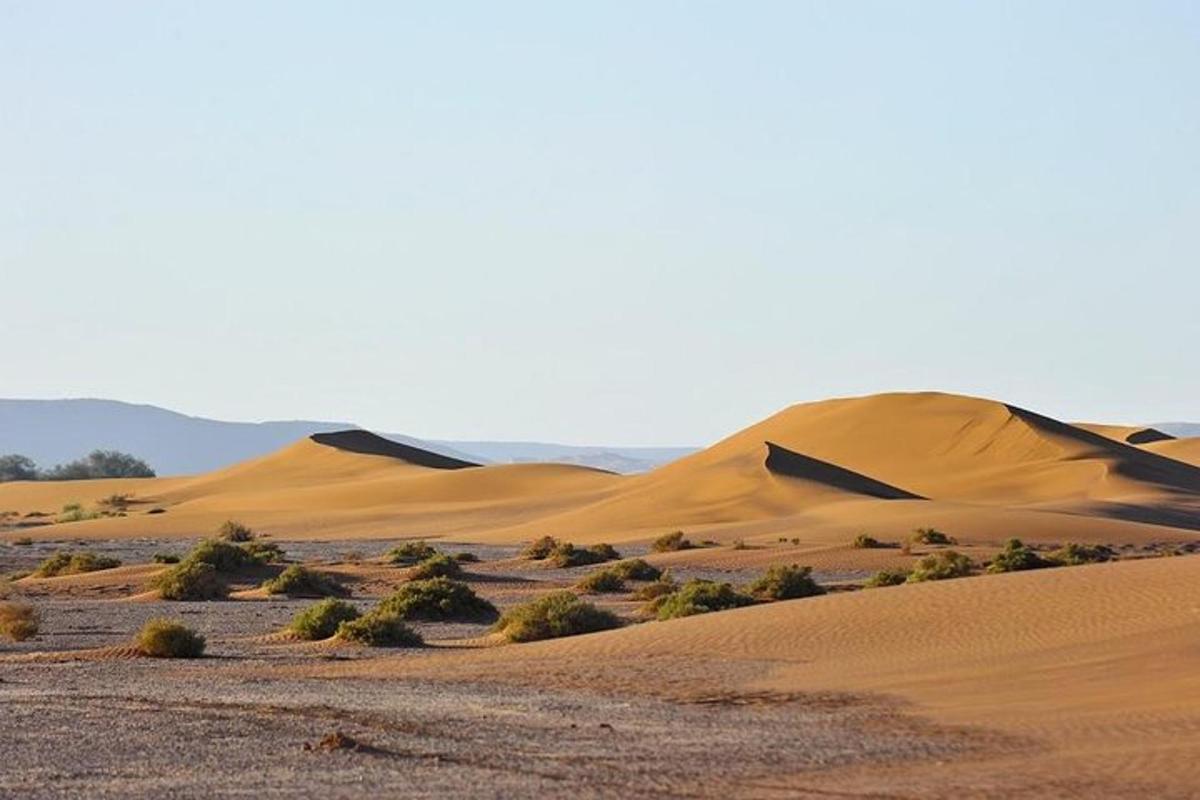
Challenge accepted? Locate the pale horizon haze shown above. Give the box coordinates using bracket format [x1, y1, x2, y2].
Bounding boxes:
[2, 2, 1197, 446]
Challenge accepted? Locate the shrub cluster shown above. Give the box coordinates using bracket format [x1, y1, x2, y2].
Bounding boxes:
[0, 601, 39, 641]
[217, 520, 255, 542]
[56, 503, 102, 523]
[609, 558, 662, 581]
[910, 528, 956, 546]
[0, 450, 155, 482]
[290, 598, 361, 640]
[632, 574, 677, 601]
[154, 561, 226, 600]
[152, 525, 284, 600]
[864, 568, 910, 588]
[651, 531, 694, 553]
[1049, 542, 1115, 565]
[520, 536, 561, 560]
[546, 542, 620, 568]
[34, 550, 121, 577]
[377, 577, 497, 621]
[986, 539, 1053, 573]
[136, 618, 205, 658]
[336, 612, 422, 647]
[262, 565, 348, 597]
[906, 550, 973, 582]
[852, 534, 887, 549]
[494, 592, 621, 642]
[409, 553, 463, 579]
[746, 564, 825, 600]
[576, 567, 626, 594]
[387, 540, 439, 565]
[653, 579, 755, 620]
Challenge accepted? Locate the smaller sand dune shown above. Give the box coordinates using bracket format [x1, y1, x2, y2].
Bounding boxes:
[1075, 422, 1175, 445]
[309, 430, 479, 469]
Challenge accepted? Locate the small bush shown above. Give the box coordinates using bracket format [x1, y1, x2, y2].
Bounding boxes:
[291, 598, 361, 640]
[34, 551, 121, 577]
[494, 591, 621, 643]
[152, 553, 181, 564]
[0, 602, 39, 641]
[154, 561, 227, 600]
[864, 569, 910, 588]
[136, 618, 205, 658]
[911, 528, 956, 546]
[262, 565, 347, 597]
[906, 550, 973, 582]
[1049, 542, 1115, 566]
[546, 542, 615, 568]
[56, 503, 101, 523]
[651, 531, 694, 553]
[730, 539, 749, 550]
[520, 536, 562, 560]
[409, 553, 463, 579]
[588, 543, 620, 561]
[987, 539, 1054, 573]
[654, 580, 754, 620]
[453, 551, 480, 563]
[336, 612, 423, 647]
[185, 539, 257, 571]
[218, 520, 256, 542]
[746, 564, 825, 600]
[387, 540, 439, 565]
[242, 540, 284, 564]
[852, 534, 885, 549]
[576, 567, 625, 593]
[610, 558, 662, 581]
[377, 577, 497, 621]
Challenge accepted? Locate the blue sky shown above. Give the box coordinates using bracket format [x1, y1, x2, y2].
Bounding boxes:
[2, 2, 1197, 445]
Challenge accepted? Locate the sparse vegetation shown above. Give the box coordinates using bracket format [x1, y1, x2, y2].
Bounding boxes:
[852, 533, 886, 549]
[96, 493, 133, 512]
[153, 561, 227, 600]
[746, 564, 825, 600]
[56, 502, 102, 523]
[290, 598, 361, 640]
[864, 568, 910, 588]
[576, 567, 625, 593]
[654, 579, 755, 620]
[0, 602, 39, 641]
[262, 565, 348, 597]
[609, 558, 662, 581]
[185, 539, 261, 571]
[632, 574, 678, 602]
[152, 553, 181, 564]
[33, 550, 121, 577]
[906, 550, 973, 582]
[409, 553, 463, 579]
[387, 540, 439, 565]
[520, 536, 562, 560]
[911, 527, 956, 546]
[1049, 542, 1115, 566]
[730, 539, 749, 550]
[453, 551, 480, 563]
[546, 542, 619, 568]
[218, 520, 255, 542]
[377, 577, 497, 621]
[987, 538, 1054, 573]
[241, 540, 284, 563]
[336, 611, 422, 647]
[11, 536, 33, 546]
[494, 591, 621, 642]
[651, 531, 694, 552]
[136, 618, 206, 658]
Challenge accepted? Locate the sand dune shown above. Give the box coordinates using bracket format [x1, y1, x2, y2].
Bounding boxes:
[1144, 436, 1200, 467]
[1075, 421, 1175, 445]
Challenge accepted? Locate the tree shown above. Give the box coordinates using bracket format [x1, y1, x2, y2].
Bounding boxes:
[43, 450, 155, 480]
[0, 454, 39, 482]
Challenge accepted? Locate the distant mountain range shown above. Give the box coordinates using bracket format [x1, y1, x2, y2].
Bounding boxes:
[0, 399, 694, 476]
[1157, 423, 1200, 438]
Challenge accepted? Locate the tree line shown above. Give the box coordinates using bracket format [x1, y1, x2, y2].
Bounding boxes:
[0, 450, 156, 482]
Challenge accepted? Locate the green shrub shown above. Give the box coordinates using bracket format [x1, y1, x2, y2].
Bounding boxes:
[864, 569, 910, 588]
[1049, 542, 1115, 566]
[185, 539, 257, 571]
[409, 553, 463, 579]
[136, 618, 205, 658]
[906, 550, 973, 582]
[654, 579, 755, 620]
[911, 528, 956, 546]
[152, 553, 181, 564]
[241, 540, 284, 564]
[0, 601, 39, 641]
[33, 551, 121, 577]
[291, 598, 361, 640]
[262, 565, 348, 597]
[387, 540, 439, 565]
[588, 543, 620, 560]
[576, 567, 625, 593]
[746, 564, 825, 600]
[852, 533, 885, 549]
[632, 574, 677, 602]
[610, 558, 662, 581]
[218, 520, 256, 542]
[377, 577, 497, 621]
[987, 539, 1054, 573]
[651, 531, 694, 553]
[546, 542, 616, 568]
[154, 561, 227, 600]
[56, 503, 101, 523]
[494, 591, 621, 643]
[336, 612, 423, 647]
[521, 536, 562, 560]
[453, 551, 480, 563]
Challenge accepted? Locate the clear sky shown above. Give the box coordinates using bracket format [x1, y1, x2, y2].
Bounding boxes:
[2, 2, 1197, 446]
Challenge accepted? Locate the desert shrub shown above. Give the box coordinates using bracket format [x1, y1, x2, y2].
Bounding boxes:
[291, 598, 361, 640]
[632, 574, 677, 602]
[136, 618, 205, 658]
[852, 534, 885, 549]
[746, 564, 825, 600]
[546, 542, 616, 568]
[56, 503, 101, 523]
[262, 565, 347, 597]
[409, 553, 463, 579]
[241, 540, 284, 564]
[654, 580, 754, 620]
[0, 602, 39, 641]
[494, 591, 621, 643]
[185, 539, 258, 571]
[587, 543, 620, 561]
[154, 561, 227, 600]
[576, 567, 625, 593]
[911, 528, 956, 546]
[34, 551, 121, 577]
[43, 450, 154, 480]
[520, 536, 562, 560]
[864, 569, 910, 588]
[1049, 542, 1115, 566]
[377, 577, 497, 621]
[96, 493, 133, 511]
[152, 553, 181, 564]
[387, 540, 439, 565]
[610, 558, 662, 581]
[453, 551, 480, 563]
[651, 531, 694, 553]
[730, 539, 749, 550]
[987, 539, 1054, 573]
[218, 520, 255, 542]
[12, 536, 33, 546]
[906, 550, 973, 582]
[336, 611, 423, 647]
